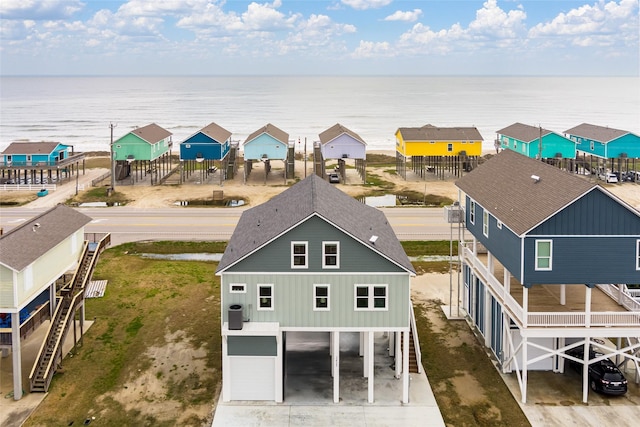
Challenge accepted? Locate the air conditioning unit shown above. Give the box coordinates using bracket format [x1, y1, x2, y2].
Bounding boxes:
[228, 304, 243, 330]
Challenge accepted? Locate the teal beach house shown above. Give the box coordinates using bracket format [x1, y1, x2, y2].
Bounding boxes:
[496, 122, 577, 160]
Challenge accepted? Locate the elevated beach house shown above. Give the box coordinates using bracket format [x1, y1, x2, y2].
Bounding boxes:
[179, 122, 232, 184]
[395, 124, 483, 180]
[564, 123, 640, 177]
[0, 141, 85, 184]
[496, 122, 577, 160]
[455, 149, 640, 403]
[216, 174, 418, 403]
[0, 205, 109, 400]
[317, 123, 367, 183]
[242, 123, 292, 182]
[112, 123, 173, 185]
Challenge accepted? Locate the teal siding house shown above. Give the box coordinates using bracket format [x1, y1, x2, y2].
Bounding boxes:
[564, 123, 640, 159]
[242, 123, 289, 161]
[1, 141, 73, 167]
[0, 141, 86, 184]
[456, 150, 640, 405]
[216, 175, 418, 404]
[497, 123, 576, 159]
[179, 122, 231, 161]
[112, 123, 172, 185]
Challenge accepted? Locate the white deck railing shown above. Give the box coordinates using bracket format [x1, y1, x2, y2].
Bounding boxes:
[462, 245, 640, 329]
[0, 184, 57, 192]
[597, 284, 640, 312]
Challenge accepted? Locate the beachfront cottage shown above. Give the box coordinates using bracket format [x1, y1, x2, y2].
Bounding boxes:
[112, 123, 173, 186]
[0, 141, 85, 185]
[455, 149, 640, 404]
[179, 122, 234, 185]
[242, 123, 293, 183]
[564, 123, 640, 180]
[317, 123, 367, 183]
[216, 174, 420, 403]
[395, 124, 483, 180]
[496, 123, 577, 160]
[0, 205, 109, 400]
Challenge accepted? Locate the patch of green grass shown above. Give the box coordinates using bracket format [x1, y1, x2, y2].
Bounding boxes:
[66, 185, 130, 206]
[363, 172, 395, 189]
[401, 240, 458, 257]
[117, 240, 227, 254]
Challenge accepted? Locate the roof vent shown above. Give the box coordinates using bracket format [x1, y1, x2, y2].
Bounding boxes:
[531, 175, 540, 183]
[369, 235, 378, 244]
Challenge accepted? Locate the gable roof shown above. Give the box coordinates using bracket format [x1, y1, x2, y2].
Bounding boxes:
[244, 123, 289, 145]
[496, 123, 555, 143]
[456, 150, 599, 236]
[564, 123, 633, 143]
[217, 174, 415, 274]
[397, 124, 483, 142]
[129, 123, 172, 144]
[0, 204, 92, 272]
[2, 142, 64, 155]
[319, 123, 366, 145]
[197, 122, 232, 143]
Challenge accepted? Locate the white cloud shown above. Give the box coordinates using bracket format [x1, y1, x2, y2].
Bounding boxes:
[468, 0, 526, 38]
[384, 9, 422, 22]
[0, 0, 84, 20]
[341, 0, 392, 11]
[352, 40, 392, 57]
[528, 0, 638, 47]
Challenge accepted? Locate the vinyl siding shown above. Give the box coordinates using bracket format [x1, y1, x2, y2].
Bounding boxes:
[113, 134, 170, 161]
[523, 236, 640, 285]
[180, 133, 229, 160]
[243, 134, 288, 160]
[321, 134, 366, 160]
[222, 272, 410, 328]
[228, 215, 406, 274]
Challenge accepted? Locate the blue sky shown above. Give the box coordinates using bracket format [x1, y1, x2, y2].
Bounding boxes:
[1, 0, 638, 75]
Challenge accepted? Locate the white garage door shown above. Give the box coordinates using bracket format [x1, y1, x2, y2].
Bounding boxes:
[230, 357, 275, 401]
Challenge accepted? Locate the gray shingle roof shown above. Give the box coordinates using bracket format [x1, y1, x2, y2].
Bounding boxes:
[456, 150, 596, 236]
[2, 142, 62, 155]
[397, 124, 483, 142]
[319, 123, 366, 145]
[496, 123, 553, 143]
[200, 122, 232, 143]
[216, 174, 415, 274]
[564, 123, 631, 143]
[0, 204, 92, 272]
[244, 123, 289, 145]
[130, 123, 172, 144]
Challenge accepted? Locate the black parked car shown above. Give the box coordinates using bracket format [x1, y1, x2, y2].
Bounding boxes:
[566, 346, 628, 395]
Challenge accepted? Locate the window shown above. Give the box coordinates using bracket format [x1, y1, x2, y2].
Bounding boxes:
[354, 284, 388, 311]
[483, 210, 489, 237]
[257, 284, 273, 310]
[590, 141, 595, 151]
[314, 284, 330, 311]
[535, 240, 553, 271]
[470, 201, 476, 224]
[322, 241, 339, 268]
[230, 283, 246, 293]
[291, 241, 308, 268]
[447, 143, 453, 152]
[636, 240, 640, 270]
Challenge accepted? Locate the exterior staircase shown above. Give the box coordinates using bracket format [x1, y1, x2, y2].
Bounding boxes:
[408, 328, 419, 373]
[29, 237, 108, 393]
[408, 301, 423, 374]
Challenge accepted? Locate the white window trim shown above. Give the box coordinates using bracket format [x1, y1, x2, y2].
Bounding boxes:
[291, 241, 308, 269]
[313, 284, 331, 311]
[230, 283, 246, 294]
[257, 284, 274, 311]
[535, 240, 553, 271]
[482, 210, 489, 238]
[322, 241, 340, 269]
[354, 284, 388, 311]
[470, 201, 476, 225]
[636, 239, 640, 270]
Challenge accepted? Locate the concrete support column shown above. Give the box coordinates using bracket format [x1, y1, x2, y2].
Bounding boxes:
[395, 331, 402, 379]
[221, 336, 230, 402]
[521, 336, 528, 404]
[333, 331, 340, 403]
[585, 287, 592, 328]
[363, 332, 369, 378]
[367, 331, 374, 403]
[12, 313, 23, 400]
[275, 332, 283, 403]
[560, 284, 566, 306]
[402, 330, 409, 404]
[359, 332, 364, 356]
[389, 331, 395, 357]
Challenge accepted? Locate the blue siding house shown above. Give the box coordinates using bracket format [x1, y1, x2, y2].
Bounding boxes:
[497, 123, 577, 159]
[564, 123, 640, 159]
[242, 123, 289, 161]
[179, 122, 231, 161]
[0, 141, 85, 184]
[1, 142, 73, 167]
[216, 174, 418, 404]
[456, 149, 640, 404]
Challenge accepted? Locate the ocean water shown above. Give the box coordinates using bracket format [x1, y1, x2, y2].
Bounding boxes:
[0, 76, 638, 153]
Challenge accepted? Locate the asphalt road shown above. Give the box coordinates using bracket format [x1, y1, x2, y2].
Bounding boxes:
[0, 206, 458, 245]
